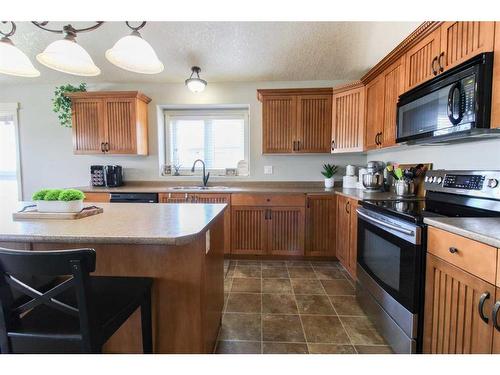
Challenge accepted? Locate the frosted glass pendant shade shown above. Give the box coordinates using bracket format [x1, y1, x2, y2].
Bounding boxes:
[36, 39, 100, 76]
[186, 78, 207, 93]
[0, 37, 40, 77]
[105, 33, 164, 74]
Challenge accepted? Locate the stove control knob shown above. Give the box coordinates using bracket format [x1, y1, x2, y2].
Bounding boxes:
[487, 178, 499, 188]
[424, 176, 430, 182]
[436, 176, 443, 184]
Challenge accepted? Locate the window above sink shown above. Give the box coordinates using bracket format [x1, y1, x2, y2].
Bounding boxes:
[158, 106, 250, 178]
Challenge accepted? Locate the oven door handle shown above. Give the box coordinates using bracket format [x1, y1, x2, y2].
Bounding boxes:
[356, 209, 415, 236]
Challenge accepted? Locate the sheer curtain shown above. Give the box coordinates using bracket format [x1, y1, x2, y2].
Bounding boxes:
[0, 104, 21, 201]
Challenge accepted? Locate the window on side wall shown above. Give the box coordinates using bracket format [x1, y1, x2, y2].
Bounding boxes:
[161, 107, 249, 176]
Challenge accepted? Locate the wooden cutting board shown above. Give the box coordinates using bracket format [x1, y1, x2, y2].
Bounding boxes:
[13, 206, 103, 221]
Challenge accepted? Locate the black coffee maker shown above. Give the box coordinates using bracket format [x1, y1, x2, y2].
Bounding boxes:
[105, 165, 123, 187]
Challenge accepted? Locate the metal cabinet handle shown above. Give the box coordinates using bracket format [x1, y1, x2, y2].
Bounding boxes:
[493, 301, 500, 331]
[345, 200, 350, 214]
[100, 142, 105, 152]
[296, 140, 301, 151]
[105, 142, 110, 152]
[438, 52, 445, 72]
[449, 247, 458, 254]
[331, 139, 336, 151]
[379, 132, 383, 146]
[292, 141, 297, 151]
[478, 292, 490, 324]
[431, 56, 438, 76]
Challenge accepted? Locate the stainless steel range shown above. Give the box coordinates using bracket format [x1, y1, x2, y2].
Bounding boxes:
[356, 170, 500, 354]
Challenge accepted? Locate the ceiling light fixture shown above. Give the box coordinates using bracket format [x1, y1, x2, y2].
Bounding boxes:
[106, 21, 163, 74]
[0, 21, 40, 77]
[185, 66, 207, 93]
[34, 22, 103, 76]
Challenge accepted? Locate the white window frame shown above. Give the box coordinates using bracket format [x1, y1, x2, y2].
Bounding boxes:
[0, 103, 23, 200]
[158, 105, 250, 178]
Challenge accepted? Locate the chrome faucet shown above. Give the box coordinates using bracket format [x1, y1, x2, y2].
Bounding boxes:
[191, 159, 210, 187]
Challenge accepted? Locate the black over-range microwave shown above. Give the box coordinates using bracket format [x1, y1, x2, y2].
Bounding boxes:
[396, 52, 497, 144]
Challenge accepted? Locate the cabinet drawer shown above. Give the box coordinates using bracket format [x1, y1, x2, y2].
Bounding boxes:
[231, 193, 305, 207]
[427, 226, 497, 284]
[83, 192, 110, 202]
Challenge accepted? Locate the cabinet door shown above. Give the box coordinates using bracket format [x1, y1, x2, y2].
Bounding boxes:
[262, 96, 297, 153]
[296, 95, 332, 153]
[404, 28, 441, 91]
[267, 207, 305, 256]
[104, 98, 137, 154]
[331, 87, 365, 153]
[231, 207, 267, 255]
[440, 22, 495, 72]
[382, 57, 405, 147]
[305, 195, 336, 257]
[158, 193, 190, 203]
[423, 254, 494, 354]
[493, 288, 500, 354]
[347, 199, 358, 278]
[335, 195, 350, 265]
[365, 75, 385, 151]
[72, 98, 105, 154]
[83, 192, 110, 202]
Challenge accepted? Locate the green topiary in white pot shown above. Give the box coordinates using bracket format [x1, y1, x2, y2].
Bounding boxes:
[32, 189, 86, 213]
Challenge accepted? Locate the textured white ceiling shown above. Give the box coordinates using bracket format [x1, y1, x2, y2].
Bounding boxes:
[1, 21, 420, 84]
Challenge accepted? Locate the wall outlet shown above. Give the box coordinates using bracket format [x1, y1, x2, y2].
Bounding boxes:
[264, 165, 273, 175]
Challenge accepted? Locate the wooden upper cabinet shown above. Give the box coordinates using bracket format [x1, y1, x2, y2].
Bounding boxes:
[404, 28, 441, 91]
[71, 98, 104, 154]
[296, 95, 332, 152]
[423, 253, 495, 354]
[261, 95, 296, 153]
[68, 91, 151, 155]
[305, 195, 336, 257]
[439, 21, 495, 72]
[365, 75, 385, 151]
[331, 83, 365, 153]
[382, 57, 405, 147]
[258, 88, 333, 154]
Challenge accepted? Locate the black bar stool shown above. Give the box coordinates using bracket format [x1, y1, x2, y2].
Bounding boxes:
[0, 247, 153, 354]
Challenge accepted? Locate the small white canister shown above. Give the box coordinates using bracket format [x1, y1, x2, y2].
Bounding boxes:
[345, 165, 356, 176]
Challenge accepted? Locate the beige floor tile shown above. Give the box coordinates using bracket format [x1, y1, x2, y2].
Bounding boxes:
[231, 278, 261, 293]
[291, 279, 325, 295]
[263, 342, 309, 354]
[330, 296, 366, 316]
[261, 261, 287, 269]
[237, 260, 262, 266]
[234, 265, 262, 278]
[216, 340, 261, 354]
[339, 316, 386, 345]
[301, 315, 351, 344]
[226, 293, 262, 313]
[262, 294, 298, 314]
[295, 295, 336, 315]
[355, 345, 394, 354]
[286, 260, 312, 267]
[314, 267, 345, 280]
[308, 344, 357, 354]
[320, 279, 355, 296]
[262, 278, 293, 293]
[288, 267, 317, 279]
[262, 267, 289, 279]
[219, 313, 261, 341]
[262, 314, 305, 343]
[224, 278, 233, 292]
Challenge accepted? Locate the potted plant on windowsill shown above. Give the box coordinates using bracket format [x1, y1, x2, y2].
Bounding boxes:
[32, 189, 86, 213]
[321, 164, 338, 189]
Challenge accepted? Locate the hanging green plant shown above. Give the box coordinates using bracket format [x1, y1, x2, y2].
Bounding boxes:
[52, 83, 87, 128]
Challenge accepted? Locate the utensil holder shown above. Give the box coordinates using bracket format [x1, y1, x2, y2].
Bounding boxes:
[395, 180, 416, 197]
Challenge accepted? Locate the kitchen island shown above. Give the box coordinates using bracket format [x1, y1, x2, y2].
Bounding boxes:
[0, 201, 227, 354]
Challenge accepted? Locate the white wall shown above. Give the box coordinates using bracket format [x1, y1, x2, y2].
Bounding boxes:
[367, 139, 500, 170]
[0, 80, 367, 198]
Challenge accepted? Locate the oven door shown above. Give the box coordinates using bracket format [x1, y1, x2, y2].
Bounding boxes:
[356, 207, 422, 313]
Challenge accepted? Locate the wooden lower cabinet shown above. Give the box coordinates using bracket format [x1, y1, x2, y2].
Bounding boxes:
[336, 195, 358, 277]
[231, 206, 268, 255]
[423, 253, 495, 354]
[268, 207, 305, 256]
[305, 195, 336, 257]
[83, 192, 110, 202]
[493, 288, 500, 353]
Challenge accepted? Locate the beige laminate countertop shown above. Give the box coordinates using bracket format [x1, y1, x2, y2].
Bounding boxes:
[75, 181, 403, 201]
[0, 201, 226, 246]
[424, 217, 500, 248]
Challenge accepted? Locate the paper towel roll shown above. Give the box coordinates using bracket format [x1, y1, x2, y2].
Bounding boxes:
[346, 165, 356, 176]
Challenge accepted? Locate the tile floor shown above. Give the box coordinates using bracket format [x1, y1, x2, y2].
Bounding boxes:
[215, 259, 393, 354]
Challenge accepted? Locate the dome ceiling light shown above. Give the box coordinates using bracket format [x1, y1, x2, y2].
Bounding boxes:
[185, 66, 207, 93]
[34, 21, 103, 76]
[106, 21, 164, 74]
[0, 21, 40, 77]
